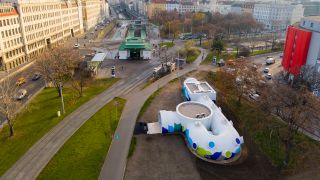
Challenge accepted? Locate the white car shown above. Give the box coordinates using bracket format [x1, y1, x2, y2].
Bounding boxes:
[249, 93, 260, 101]
[266, 56, 275, 65]
[263, 67, 269, 73]
[265, 73, 272, 80]
[16, 89, 27, 100]
[73, 43, 80, 49]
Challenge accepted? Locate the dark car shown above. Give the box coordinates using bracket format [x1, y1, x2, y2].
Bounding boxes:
[32, 73, 41, 81]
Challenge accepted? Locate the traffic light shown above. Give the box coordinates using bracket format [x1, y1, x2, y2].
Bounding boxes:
[111, 66, 115, 77]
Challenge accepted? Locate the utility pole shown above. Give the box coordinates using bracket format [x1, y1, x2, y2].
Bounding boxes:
[59, 82, 65, 114]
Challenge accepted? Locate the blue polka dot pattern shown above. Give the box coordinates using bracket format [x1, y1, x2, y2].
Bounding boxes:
[208, 141, 215, 148]
[236, 138, 240, 144]
[192, 143, 197, 149]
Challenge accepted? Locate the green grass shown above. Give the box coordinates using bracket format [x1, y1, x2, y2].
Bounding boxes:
[159, 42, 175, 48]
[137, 88, 163, 119]
[202, 52, 236, 65]
[96, 21, 116, 40]
[186, 48, 201, 64]
[128, 136, 137, 158]
[37, 97, 126, 179]
[250, 49, 273, 56]
[0, 78, 119, 176]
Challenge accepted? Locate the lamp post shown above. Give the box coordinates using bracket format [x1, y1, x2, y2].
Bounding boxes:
[59, 82, 65, 114]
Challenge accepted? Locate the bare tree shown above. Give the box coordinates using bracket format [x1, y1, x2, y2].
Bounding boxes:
[36, 47, 78, 97]
[225, 61, 261, 105]
[259, 80, 320, 167]
[0, 78, 20, 136]
[71, 62, 92, 97]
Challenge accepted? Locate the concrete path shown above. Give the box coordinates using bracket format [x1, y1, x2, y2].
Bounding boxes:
[0, 70, 153, 180]
[99, 48, 208, 180]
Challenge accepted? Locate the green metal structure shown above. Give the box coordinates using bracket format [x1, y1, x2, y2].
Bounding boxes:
[118, 20, 151, 60]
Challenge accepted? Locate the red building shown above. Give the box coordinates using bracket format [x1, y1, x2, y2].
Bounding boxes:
[282, 16, 320, 77]
[282, 26, 312, 76]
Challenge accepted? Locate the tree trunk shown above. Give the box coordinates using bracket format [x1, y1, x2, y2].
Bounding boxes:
[9, 125, 14, 137]
[80, 81, 83, 97]
[283, 139, 292, 167]
[6, 116, 15, 136]
[55, 85, 62, 97]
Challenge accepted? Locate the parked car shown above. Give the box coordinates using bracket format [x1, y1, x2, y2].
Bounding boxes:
[263, 67, 270, 73]
[217, 60, 225, 67]
[73, 43, 80, 49]
[16, 89, 27, 100]
[280, 53, 283, 58]
[265, 73, 272, 80]
[227, 59, 236, 66]
[266, 56, 275, 65]
[32, 73, 41, 81]
[16, 77, 26, 86]
[249, 93, 260, 101]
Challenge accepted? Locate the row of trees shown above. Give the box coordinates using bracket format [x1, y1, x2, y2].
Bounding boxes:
[151, 11, 263, 40]
[219, 60, 320, 167]
[0, 47, 91, 137]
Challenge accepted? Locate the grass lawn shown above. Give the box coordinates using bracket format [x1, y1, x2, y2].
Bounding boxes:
[250, 49, 273, 56]
[137, 88, 163, 119]
[186, 48, 201, 64]
[159, 42, 175, 48]
[37, 97, 126, 179]
[205, 71, 320, 175]
[202, 52, 236, 65]
[0, 78, 119, 176]
[128, 136, 137, 158]
[96, 21, 116, 40]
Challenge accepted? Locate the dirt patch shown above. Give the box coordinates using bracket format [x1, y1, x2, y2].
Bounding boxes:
[125, 72, 280, 180]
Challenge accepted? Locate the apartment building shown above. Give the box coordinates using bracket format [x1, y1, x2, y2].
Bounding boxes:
[0, 0, 84, 71]
[0, 3, 25, 71]
[81, 0, 103, 31]
[253, 2, 304, 31]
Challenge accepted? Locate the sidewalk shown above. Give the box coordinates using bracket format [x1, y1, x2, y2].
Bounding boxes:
[99, 48, 207, 180]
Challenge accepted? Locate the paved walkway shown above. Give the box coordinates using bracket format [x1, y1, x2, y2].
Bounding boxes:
[0, 70, 153, 180]
[99, 48, 208, 180]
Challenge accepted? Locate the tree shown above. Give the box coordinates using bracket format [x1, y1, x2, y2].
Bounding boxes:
[0, 78, 20, 136]
[232, 61, 261, 105]
[259, 80, 320, 167]
[212, 38, 224, 54]
[71, 61, 92, 97]
[36, 47, 78, 97]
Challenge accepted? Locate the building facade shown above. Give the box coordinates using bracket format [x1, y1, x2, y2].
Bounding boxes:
[0, 0, 109, 71]
[0, 3, 25, 71]
[81, 0, 103, 31]
[253, 3, 304, 31]
[282, 16, 320, 78]
[0, 0, 84, 71]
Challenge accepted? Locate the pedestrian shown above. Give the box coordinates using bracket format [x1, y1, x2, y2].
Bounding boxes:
[121, 66, 124, 71]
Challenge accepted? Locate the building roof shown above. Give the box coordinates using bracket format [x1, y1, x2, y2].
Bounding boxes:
[91, 53, 107, 62]
[119, 38, 151, 50]
[0, 3, 18, 17]
[151, 0, 166, 4]
[303, 16, 320, 22]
